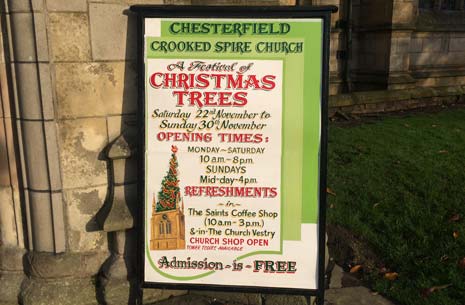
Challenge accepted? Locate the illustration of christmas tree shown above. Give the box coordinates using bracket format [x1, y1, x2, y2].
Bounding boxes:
[156, 145, 181, 212]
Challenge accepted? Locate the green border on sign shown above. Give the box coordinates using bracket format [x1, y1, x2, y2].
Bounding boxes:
[145, 18, 322, 280]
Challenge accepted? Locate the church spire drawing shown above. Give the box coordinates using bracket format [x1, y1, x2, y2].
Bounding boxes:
[150, 145, 186, 250]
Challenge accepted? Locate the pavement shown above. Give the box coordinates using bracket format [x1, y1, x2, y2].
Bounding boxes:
[145, 263, 396, 305]
[324, 264, 396, 305]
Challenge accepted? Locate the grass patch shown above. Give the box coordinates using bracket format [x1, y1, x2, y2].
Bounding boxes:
[327, 108, 465, 305]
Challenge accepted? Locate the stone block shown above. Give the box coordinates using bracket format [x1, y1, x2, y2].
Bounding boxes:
[58, 118, 108, 189]
[46, 0, 87, 12]
[191, 290, 261, 305]
[330, 11, 339, 28]
[55, 62, 137, 118]
[341, 271, 362, 287]
[360, 2, 391, 25]
[353, 90, 410, 105]
[107, 135, 132, 160]
[319, 0, 340, 5]
[38, 64, 55, 120]
[325, 287, 395, 305]
[263, 294, 307, 305]
[14, 120, 27, 190]
[410, 37, 422, 53]
[392, 37, 411, 54]
[330, 32, 342, 51]
[0, 67, 11, 115]
[145, 294, 212, 305]
[26, 251, 107, 279]
[20, 277, 99, 305]
[0, 188, 16, 246]
[329, 56, 338, 73]
[432, 85, 465, 97]
[143, 288, 187, 304]
[33, 12, 49, 61]
[127, 0, 164, 4]
[9, 12, 48, 62]
[100, 184, 135, 232]
[0, 272, 24, 304]
[28, 191, 55, 252]
[422, 37, 442, 52]
[0, 247, 26, 272]
[48, 13, 91, 62]
[420, 75, 465, 87]
[191, 0, 277, 4]
[21, 121, 50, 190]
[415, 77, 438, 87]
[2, 192, 21, 248]
[8, 62, 20, 116]
[6, 0, 43, 12]
[89, 3, 136, 60]
[410, 52, 432, 67]
[392, 2, 414, 24]
[64, 185, 108, 251]
[102, 278, 132, 305]
[329, 94, 353, 107]
[0, 123, 10, 186]
[5, 0, 44, 13]
[112, 158, 138, 184]
[51, 192, 66, 253]
[329, 82, 343, 96]
[438, 52, 464, 65]
[43, 121, 62, 191]
[329, 264, 344, 289]
[107, 115, 137, 141]
[449, 37, 465, 52]
[364, 102, 385, 113]
[409, 87, 435, 99]
[14, 63, 42, 120]
[389, 54, 409, 72]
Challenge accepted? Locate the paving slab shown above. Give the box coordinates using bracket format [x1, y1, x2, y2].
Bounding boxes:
[329, 264, 344, 289]
[145, 294, 247, 305]
[325, 287, 395, 305]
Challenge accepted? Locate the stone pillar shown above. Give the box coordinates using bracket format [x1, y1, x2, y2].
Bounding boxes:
[386, 0, 417, 90]
[6, 0, 65, 253]
[314, 0, 346, 94]
[351, 0, 417, 90]
[0, 8, 25, 302]
[1, 1, 102, 304]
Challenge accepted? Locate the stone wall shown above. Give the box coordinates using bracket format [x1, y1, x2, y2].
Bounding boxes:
[410, 9, 465, 88]
[51, 1, 137, 254]
[333, 0, 465, 113]
[0, 1, 316, 305]
[0, 1, 165, 304]
[0, 11, 25, 303]
[0, 0, 464, 305]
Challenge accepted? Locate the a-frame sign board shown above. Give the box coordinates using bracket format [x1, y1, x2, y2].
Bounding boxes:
[130, 5, 336, 305]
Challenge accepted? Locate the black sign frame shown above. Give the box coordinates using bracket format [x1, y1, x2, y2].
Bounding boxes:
[130, 5, 336, 305]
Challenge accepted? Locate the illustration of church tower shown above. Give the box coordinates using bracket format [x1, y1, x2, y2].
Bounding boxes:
[150, 145, 186, 250]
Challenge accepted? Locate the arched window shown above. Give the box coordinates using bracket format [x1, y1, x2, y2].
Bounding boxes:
[159, 222, 164, 234]
[166, 220, 172, 234]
